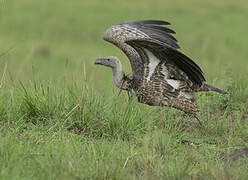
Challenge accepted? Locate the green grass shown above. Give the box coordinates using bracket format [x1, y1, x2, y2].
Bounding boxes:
[0, 0, 248, 179]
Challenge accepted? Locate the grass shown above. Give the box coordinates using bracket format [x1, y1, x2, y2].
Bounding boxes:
[0, 0, 248, 179]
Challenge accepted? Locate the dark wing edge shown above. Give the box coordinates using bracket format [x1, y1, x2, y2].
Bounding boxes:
[126, 39, 206, 85]
[127, 20, 171, 25]
[122, 20, 180, 49]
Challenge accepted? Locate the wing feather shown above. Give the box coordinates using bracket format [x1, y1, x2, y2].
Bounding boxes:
[126, 39, 205, 86]
[122, 22, 179, 49]
[128, 20, 171, 25]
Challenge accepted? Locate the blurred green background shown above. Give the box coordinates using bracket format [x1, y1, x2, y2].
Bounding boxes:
[1, 0, 247, 94]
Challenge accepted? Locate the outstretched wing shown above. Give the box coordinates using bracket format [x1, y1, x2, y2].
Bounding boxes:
[103, 20, 205, 88]
[124, 20, 205, 86]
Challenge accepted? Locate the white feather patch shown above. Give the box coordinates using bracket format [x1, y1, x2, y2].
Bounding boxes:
[144, 49, 160, 81]
[161, 64, 169, 78]
[167, 79, 180, 89]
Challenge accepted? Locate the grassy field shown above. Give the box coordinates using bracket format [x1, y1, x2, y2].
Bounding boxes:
[0, 0, 248, 179]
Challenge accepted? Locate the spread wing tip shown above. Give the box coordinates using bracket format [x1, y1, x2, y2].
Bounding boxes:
[123, 20, 179, 49]
[128, 20, 171, 25]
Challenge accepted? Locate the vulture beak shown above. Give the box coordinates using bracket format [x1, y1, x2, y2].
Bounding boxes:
[94, 57, 113, 68]
[94, 58, 104, 65]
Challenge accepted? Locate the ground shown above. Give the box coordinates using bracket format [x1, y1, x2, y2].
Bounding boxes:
[0, 0, 248, 179]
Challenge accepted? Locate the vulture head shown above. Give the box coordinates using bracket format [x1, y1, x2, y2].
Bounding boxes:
[94, 56, 121, 69]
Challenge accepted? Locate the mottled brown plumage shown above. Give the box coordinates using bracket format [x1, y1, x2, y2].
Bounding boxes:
[95, 20, 227, 116]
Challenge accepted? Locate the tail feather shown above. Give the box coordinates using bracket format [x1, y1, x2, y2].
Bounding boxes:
[202, 83, 228, 94]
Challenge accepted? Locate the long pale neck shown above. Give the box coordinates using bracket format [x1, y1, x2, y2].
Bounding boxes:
[114, 42, 143, 82]
[112, 61, 123, 89]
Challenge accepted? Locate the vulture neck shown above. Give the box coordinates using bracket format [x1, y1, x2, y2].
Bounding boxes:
[112, 60, 124, 90]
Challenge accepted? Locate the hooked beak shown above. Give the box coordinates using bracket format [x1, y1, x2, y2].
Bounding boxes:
[94, 57, 113, 68]
[94, 58, 103, 65]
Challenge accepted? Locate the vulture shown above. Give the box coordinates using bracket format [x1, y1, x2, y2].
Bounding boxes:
[95, 20, 227, 123]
